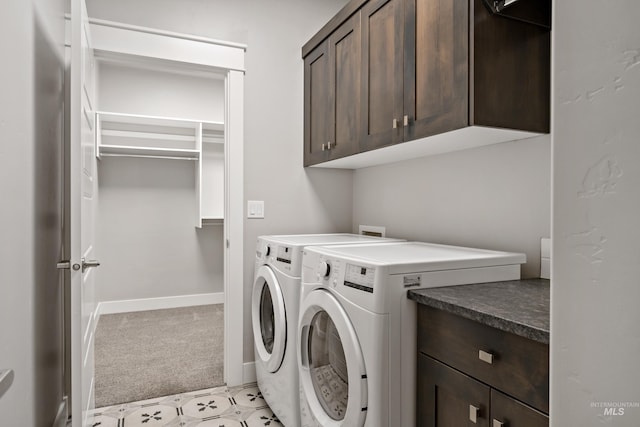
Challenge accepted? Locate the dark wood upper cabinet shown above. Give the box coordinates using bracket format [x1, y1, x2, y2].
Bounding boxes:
[303, 0, 551, 167]
[404, 0, 470, 141]
[304, 41, 330, 166]
[360, 0, 404, 151]
[304, 13, 362, 166]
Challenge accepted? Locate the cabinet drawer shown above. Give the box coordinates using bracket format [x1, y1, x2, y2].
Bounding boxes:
[418, 353, 491, 427]
[491, 389, 549, 427]
[417, 305, 549, 413]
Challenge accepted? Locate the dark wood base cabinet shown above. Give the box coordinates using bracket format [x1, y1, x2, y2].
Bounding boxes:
[418, 355, 548, 427]
[416, 305, 549, 427]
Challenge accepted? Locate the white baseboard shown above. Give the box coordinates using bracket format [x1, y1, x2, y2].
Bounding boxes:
[243, 362, 256, 384]
[97, 292, 225, 316]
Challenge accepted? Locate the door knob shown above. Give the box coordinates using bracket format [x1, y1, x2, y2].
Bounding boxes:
[82, 258, 101, 272]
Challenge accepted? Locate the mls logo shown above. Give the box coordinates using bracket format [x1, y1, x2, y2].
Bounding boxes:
[603, 407, 625, 416]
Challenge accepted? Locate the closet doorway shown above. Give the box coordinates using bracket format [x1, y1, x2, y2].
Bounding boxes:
[68, 13, 245, 423]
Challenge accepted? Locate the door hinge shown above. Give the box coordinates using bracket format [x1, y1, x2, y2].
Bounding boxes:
[57, 261, 81, 271]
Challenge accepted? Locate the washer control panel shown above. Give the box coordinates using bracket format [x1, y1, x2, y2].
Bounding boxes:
[314, 256, 376, 293]
[344, 263, 375, 293]
[276, 245, 292, 264]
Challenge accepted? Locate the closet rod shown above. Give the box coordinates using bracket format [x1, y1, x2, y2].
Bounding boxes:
[100, 153, 198, 161]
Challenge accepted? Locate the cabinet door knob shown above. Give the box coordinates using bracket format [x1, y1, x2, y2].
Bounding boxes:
[321, 143, 326, 151]
[479, 350, 494, 364]
[493, 420, 505, 427]
[392, 118, 398, 129]
[327, 141, 332, 149]
[469, 405, 479, 423]
[403, 115, 409, 126]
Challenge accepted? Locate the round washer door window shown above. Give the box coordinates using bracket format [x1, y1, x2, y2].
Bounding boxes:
[298, 289, 367, 427]
[309, 310, 349, 420]
[252, 265, 286, 372]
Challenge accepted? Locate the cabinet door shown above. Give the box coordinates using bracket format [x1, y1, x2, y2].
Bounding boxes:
[491, 389, 549, 427]
[360, 0, 404, 151]
[304, 40, 330, 166]
[327, 12, 362, 160]
[417, 354, 491, 427]
[404, 0, 469, 141]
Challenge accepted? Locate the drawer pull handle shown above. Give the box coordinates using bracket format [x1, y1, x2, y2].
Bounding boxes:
[469, 405, 479, 423]
[479, 350, 494, 364]
[493, 420, 505, 427]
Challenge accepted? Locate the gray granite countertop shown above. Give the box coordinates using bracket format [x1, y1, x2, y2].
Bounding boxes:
[408, 279, 550, 344]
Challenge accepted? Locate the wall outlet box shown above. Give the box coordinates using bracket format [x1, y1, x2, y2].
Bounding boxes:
[359, 224, 386, 237]
[247, 200, 264, 219]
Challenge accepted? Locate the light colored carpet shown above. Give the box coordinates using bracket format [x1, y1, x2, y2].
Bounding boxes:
[95, 304, 224, 407]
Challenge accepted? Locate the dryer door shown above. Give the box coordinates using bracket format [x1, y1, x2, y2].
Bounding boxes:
[298, 289, 367, 427]
[252, 265, 287, 373]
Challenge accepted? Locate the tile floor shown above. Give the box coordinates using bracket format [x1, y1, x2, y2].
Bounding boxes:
[88, 383, 281, 427]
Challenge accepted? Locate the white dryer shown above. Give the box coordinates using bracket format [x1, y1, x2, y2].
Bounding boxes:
[297, 242, 525, 427]
[252, 234, 401, 426]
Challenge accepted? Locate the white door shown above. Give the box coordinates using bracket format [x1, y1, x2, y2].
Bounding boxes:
[252, 265, 287, 372]
[298, 290, 368, 427]
[70, 0, 98, 425]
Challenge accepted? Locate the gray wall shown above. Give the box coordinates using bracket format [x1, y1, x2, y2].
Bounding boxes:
[0, 0, 66, 425]
[95, 62, 226, 302]
[552, 0, 640, 425]
[97, 158, 225, 301]
[352, 135, 551, 278]
[86, 0, 354, 361]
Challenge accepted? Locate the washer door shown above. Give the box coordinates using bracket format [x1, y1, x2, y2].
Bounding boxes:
[298, 289, 367, 427]
[252, 265, 287, 373]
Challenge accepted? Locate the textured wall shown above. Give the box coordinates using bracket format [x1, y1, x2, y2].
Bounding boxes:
[551, 0, 640, 425]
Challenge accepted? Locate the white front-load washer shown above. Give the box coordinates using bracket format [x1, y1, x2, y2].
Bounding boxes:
[252, 234, 402, 426]
[297, 241, 526, 427]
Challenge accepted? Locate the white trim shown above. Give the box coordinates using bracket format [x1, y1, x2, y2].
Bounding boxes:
[243, 362, 257, 384]
[97, 292, 225, 315]
[89, 22, 245, 72]
[224, 70, 245, 387]
[89, 18, 247, 50]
